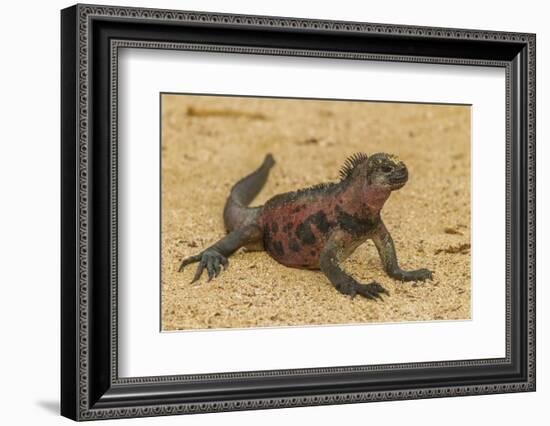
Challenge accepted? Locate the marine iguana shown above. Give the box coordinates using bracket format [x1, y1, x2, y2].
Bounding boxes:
[178, 153, 433, 300]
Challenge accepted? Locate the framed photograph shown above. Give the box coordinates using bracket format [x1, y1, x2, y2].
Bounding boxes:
[61, 4, 536, 421]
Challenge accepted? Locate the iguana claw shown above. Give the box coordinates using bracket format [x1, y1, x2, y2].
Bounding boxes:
[178, 253, 202, 272]
[181, 249, 228, 284]
[353, 282, 389, 300]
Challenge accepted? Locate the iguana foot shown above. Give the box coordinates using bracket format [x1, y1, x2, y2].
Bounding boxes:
[178, 249, 229, 283]
[389, 268, 433, 282]
[352, 281, 389, 300]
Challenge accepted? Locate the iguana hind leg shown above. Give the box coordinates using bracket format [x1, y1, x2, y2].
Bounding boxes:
[179, 224, 262, 283]
[319, 231, 389, 300]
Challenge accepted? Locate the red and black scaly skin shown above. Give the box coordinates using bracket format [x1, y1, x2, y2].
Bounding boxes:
[179, 153, 433, 300]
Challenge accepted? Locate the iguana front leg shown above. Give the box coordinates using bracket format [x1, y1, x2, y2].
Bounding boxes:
[371, 221, 433, 282]
[178, 224, 262, 283]
[319, 231, 388, 300]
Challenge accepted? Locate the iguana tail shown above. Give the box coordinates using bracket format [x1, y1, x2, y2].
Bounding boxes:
[223, 154, 275, 232]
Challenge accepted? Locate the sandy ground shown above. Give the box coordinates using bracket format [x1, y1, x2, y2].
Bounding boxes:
[161, 94, 471, 331]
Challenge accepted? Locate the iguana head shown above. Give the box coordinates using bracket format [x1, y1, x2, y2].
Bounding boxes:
[337, 152, 408, 216]
[366, 153, 408, 190]
[339, 152, 408, 191]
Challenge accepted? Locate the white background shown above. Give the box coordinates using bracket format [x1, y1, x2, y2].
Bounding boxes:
[119, 50, 505, 376]
[0, 0, 547, 425]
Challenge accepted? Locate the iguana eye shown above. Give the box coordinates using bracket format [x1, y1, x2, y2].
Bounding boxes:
[381, 165, 392, 173]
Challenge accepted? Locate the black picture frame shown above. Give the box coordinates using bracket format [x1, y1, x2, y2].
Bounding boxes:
[61, 3, 536, 421]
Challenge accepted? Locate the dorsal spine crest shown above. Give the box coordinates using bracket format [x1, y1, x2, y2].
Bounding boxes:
[338, 152, 369, 181]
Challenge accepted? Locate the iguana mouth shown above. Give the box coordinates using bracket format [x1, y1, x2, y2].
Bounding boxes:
[389, 168, 408, 189]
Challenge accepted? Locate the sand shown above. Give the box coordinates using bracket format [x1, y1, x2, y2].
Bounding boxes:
[161, 94, 471, 331]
